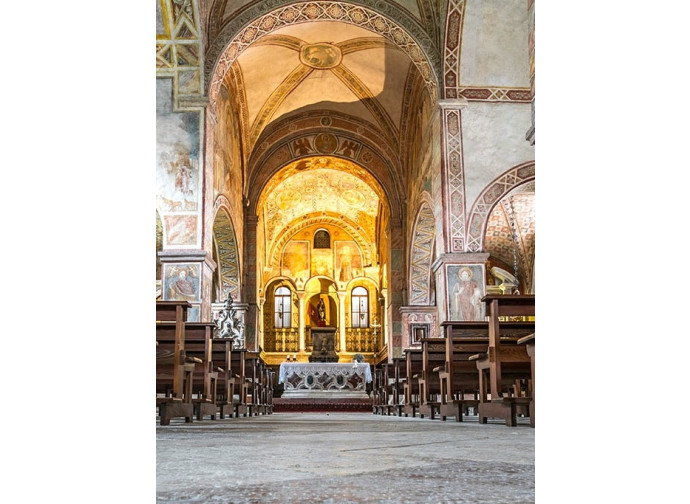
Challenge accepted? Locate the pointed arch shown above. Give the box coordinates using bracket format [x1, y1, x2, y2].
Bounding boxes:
[408, 201, 436, 305]
[465, 161, 535, 252]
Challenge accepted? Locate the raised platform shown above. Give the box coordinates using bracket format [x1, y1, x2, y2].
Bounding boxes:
[272, 397, 373, 413]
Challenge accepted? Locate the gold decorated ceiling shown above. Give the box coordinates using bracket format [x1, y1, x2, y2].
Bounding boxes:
[261, 157, 381, 256]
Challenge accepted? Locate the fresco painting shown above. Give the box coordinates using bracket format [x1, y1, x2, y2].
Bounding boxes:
[164, 264, 200, 303]
[447, 264, 486, 321]
[164, 215, 197, 246]
[282, 241, 310, 282]
[334, 241, 362, 283]
[156, 78, 200, 214]
[311, 249, 332, 277]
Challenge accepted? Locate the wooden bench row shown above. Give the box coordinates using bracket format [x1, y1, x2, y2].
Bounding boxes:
[156, 301, 274, 425]
[373, 295, 535, 427]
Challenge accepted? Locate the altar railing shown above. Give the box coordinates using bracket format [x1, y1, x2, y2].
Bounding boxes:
[263, 328, 299, 352]
[345, 327, 378, 353]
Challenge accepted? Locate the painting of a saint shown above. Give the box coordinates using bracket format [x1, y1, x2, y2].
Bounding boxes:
[335, 241, 362, 283]
[165, 265, 200, 303]
[447, 265, 485, 321]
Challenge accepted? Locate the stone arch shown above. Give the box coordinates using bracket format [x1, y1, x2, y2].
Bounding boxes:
[246, 112, 403, 220]
[465, 161, 535, 252]
[212, 206, 241, 302]
[408, 201, 436, 305]
[205, 1, 440, 114]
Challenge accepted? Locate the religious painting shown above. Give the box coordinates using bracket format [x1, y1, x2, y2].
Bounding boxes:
[164, 215, 197, 246]
[311, 248, 332, 277]
[446, 264, 486, 321]
[156, 78, 200, 213]
[282, 241, 310, 283]
[164, 264, 200, 303]
[334, 241, 362, 284]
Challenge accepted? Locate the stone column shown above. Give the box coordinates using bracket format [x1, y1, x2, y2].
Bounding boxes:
[159, 249, 216, 322]
[438, 98, 469, 254]
[296, 292, 306, 353]
[388, 218, 405, 361]
[243, 215, 259, 351]
[337, 291, 347, 354]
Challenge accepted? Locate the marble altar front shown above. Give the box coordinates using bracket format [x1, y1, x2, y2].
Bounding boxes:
[278, 362, 372, 399]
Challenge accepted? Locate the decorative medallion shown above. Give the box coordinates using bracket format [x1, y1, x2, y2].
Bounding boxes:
[314, 133, 338, 153]
[299, 43, 342, 69]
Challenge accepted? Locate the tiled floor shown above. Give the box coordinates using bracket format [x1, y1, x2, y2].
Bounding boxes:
[156, 412, 534, 503]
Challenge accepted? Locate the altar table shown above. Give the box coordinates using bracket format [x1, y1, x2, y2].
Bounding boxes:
[279, 362, 372, 399]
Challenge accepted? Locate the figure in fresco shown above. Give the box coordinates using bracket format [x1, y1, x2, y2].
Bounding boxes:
[171, 145, 194, 197]
[168, 267, 196, 301]
[451, 267, 482, 321]
[339, 245, 353, 282]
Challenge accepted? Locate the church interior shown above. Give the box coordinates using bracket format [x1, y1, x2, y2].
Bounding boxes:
[156, 0, 535, 365]
[155, 0, 536, 499]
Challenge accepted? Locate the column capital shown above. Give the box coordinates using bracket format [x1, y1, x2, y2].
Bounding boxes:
[438, 97, 468, 110]
[431, 252, 489, 273]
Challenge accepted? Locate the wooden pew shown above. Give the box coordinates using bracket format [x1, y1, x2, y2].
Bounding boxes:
[210, 338, 238, 419]
[518, 332, 535, 427]
[473, 295, 535, 426]
[390, 357, 406, 416]
[371, 364, 386, 414]
[403, 348, 422, 417]
[417, 338, 447, 419]
[157, 321, 220, 421]
[437, 321, 534, 421]
[156, 301, 195, 425]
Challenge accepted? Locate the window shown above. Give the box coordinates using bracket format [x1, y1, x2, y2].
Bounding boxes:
[274, 286, 292, 328]
[351, 286, 369, 328]
[313, 229, 330, 249]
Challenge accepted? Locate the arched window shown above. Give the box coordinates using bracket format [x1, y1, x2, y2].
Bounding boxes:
[351, 286, 369, 328]
[274, 286, 292, 328]
[313, 229, 330, 249]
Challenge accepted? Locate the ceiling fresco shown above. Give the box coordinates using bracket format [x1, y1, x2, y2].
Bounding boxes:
[261, 157, 381, 258]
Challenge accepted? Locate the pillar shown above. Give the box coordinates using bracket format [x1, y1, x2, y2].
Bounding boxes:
[337, 291, 346, 355]
[159, 249, 216, 322]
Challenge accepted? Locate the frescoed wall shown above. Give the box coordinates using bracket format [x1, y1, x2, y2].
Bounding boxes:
[156, 78, 200, 247]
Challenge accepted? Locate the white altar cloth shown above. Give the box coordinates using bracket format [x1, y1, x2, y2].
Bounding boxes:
[279, 362, 372, 384]
[278, 362, 372, 399]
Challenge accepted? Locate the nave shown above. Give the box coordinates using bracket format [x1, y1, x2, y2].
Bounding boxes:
[156, 412, 534, 503]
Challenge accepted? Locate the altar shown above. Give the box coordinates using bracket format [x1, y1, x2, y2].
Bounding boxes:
[278, 362, 372, 399]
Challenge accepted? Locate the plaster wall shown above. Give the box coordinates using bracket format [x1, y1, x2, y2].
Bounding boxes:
[461, 101, 534, 209]
[460, 0, 530, 87]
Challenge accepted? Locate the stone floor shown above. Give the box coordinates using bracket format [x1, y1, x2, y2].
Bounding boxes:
[156, 412, 534, 503]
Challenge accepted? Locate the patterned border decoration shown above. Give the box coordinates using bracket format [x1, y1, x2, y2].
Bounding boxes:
[459, 87, 531, 102]
[206, 1, 439, 114]
[440, 101, 467, 252]
[443, 0, 465, 99]
[212, 205, 241, 301]
[465, 161, 535, 252]
[408, 202, 436, 305]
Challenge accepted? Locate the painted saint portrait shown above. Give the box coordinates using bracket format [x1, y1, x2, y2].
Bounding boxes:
[335, 241, 362, 283]
[164, 264, 200, 303]
[447, 264, 485, 321]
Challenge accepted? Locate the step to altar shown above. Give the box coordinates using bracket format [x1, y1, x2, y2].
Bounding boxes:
[272, 397, 372, 413]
